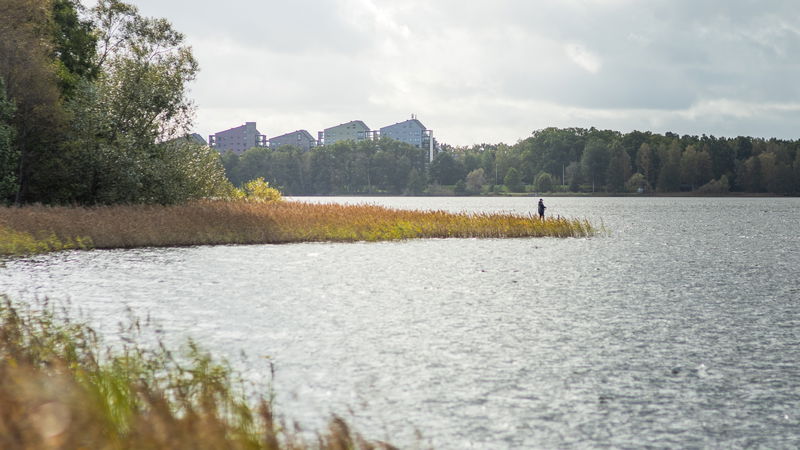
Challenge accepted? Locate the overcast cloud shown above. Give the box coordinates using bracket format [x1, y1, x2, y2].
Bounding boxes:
[91, 0, 800, 145]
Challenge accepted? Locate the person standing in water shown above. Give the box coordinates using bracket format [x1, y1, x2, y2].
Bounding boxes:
[538, 198, 546, 219]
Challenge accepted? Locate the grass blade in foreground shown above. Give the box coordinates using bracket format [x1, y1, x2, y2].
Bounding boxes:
[0, 296, 395, 449]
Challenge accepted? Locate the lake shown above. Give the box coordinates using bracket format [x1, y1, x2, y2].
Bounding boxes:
[2, 196, 799, 448]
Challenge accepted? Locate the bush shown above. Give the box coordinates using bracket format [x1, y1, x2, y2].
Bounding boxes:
[697, 175, 730, 194]
[626, 173, 651, 193]
[239, 178, 282, 202]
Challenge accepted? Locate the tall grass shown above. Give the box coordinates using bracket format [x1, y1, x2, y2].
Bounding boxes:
[0, 200, 595, 256]
[0, 295, 395, 449]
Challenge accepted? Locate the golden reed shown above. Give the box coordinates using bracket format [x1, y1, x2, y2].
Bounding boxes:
[0, 200, 595, 255]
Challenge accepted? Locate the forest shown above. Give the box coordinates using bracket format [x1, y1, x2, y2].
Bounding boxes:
[222, 127, 800, 196]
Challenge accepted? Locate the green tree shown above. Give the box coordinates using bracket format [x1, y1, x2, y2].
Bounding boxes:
[405, 168, 426, 195]
[760, 152, 794, 194]
[51, 0, 98, 98]
[494, 144, 519, 187]
[0, 0, 68, 203]
[625, 173, 650, 193]
[680, 145, 699, 190]
[566, 161, 582, 192]
[268, 147, 306, 194]
[454, 179, 466, 195]
[696, 148, 713, 188]
[220, 151, 242, 186]
[534, 172, 554, 192]
[581, 139, 609, 192]
[606, 143, 631, 193]
[372, 149, 411, 194]
[635, 143, 655, 187]
[697, 175, 730, 194]
[794, 150, 800, 193]
[504, 167, 524, 192]
[0, 77, 17, 203]
[465, 168, 486, 193]
[429, 151, 465, 185]
[523, 127, 587, 179]
[736, 156, 763, 192]
[703, 135, 736, 180]
[143, 139, 234, 203]
[309, 146, 336, 194]
[234, 148, 271, 187]
[656, 141, 681, 192]
[678, 144, 713, 191]
[61, 0, 202, 203]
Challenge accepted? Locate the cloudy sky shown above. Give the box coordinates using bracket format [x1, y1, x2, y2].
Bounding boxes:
[87, 0, 800, 146]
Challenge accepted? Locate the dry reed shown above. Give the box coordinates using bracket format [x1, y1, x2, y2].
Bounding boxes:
[0, 200, 595, 255]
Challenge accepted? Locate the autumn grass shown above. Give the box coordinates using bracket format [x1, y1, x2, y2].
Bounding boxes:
[0, 295, 395, 449]
[0, 200, 595, 256]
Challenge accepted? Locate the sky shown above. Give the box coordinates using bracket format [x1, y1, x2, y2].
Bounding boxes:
[83, 0, 800, 146]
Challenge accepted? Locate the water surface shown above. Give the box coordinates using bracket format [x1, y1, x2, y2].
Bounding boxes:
[2, 197, 799, 448]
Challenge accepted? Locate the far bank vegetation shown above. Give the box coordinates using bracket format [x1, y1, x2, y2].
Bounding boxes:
[221, 129, 800, 196]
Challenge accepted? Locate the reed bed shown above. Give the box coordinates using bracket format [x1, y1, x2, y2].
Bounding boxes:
[0, 295, 395, 449]
[0, 200, 595, 256]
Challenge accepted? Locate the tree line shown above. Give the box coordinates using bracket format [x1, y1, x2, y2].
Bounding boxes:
[0, 0, 231, 205]
[221, 127, 800, 195]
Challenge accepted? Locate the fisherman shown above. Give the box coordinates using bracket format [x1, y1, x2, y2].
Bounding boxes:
[538, 198, 546, 219]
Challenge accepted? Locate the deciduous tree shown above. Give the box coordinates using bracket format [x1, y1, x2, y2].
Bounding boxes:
[534, 172, 554, 193]
[465, 168, 486, 193]
[62, 0, 202, 203]
[635, 143, 655, 187]
[656, 141, 681, 192]
[0, 78, 17, 203]
[503, 167, 523, 192]
[606, 143, 631, 193]
[581, 138, 609, 192]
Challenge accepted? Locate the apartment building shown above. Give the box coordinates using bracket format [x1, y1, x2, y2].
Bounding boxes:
[318, 120, 371, 146]
[268, 130, 316, 151]
[209, 122, 267, 154]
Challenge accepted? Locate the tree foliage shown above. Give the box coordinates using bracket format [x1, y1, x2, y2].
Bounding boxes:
[0, 0, 68, 203]
[503, 167, 523, 192]
[220, 127, 799, 196]
[51, 0, 98, 98]
[534, 172, 554, 193]
[0, 0, 230, 205]
[222, 138, 427, 195]
[465, 168, 486, 193]
[0, 78, 17, 203]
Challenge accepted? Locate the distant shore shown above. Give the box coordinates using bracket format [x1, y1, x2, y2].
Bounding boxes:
[289, 192, 793, 198]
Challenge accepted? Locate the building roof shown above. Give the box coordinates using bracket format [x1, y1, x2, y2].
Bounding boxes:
[380, 118, 427, 131]
[324, 120, 370, 132]
[213, 122, 259, 135]
[270, 129, 315, 141]
[188, 133, 207, 145]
